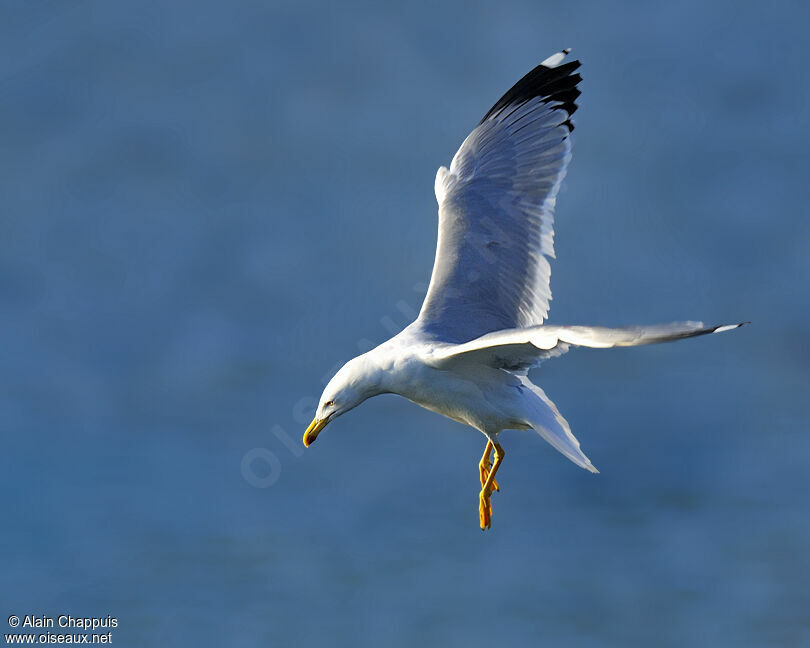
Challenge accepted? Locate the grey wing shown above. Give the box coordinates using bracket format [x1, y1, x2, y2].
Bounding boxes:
[416, 51, 581, 343]
[427, 322, 748, 372]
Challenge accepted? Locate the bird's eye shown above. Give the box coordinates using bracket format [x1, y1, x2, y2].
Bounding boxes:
[324, 400, 335, 408]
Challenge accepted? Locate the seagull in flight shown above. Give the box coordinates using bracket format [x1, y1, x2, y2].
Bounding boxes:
[302, 50, 745, 529]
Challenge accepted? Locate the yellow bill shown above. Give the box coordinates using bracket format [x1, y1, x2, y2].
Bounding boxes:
[303, 417, 329, 447]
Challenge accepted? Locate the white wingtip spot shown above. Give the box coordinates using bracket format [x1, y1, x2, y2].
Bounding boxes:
[540, 49, 571, 68]
[714, 322, 747, 334]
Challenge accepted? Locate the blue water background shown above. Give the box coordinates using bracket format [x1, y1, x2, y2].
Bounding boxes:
[2, 2, 809, 646]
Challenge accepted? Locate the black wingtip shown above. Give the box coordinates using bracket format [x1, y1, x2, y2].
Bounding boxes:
[479, 55, 582, 127]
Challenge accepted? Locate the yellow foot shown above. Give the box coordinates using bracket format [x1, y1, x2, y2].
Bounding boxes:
[480, 466, 500, 492]
[479, 489, 493, 530]
[478, 444, 500, 492]
[477, 440, 505, 530]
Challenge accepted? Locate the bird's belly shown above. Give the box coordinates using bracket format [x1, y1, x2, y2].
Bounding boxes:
[393, 364, 519, 433]
[406, 391, 473, 427]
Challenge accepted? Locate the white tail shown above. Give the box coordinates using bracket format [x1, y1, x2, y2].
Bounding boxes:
[516, 375, 599, 473]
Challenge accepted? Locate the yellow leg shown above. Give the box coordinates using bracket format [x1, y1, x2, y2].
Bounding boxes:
[478, 442, 505, 530]
[478, 440, 500, 492]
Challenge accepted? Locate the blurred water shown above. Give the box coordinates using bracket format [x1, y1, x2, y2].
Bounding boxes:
[2, 2, 809, 646]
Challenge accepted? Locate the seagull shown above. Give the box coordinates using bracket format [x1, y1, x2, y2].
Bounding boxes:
[302, 50, 745, 530]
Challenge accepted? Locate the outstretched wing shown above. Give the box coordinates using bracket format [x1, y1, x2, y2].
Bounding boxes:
[416, 50, 581, 343]
[427, 322, 748, 372]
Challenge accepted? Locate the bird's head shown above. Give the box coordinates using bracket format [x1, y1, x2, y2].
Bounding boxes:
[303, 354, 383, 447]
